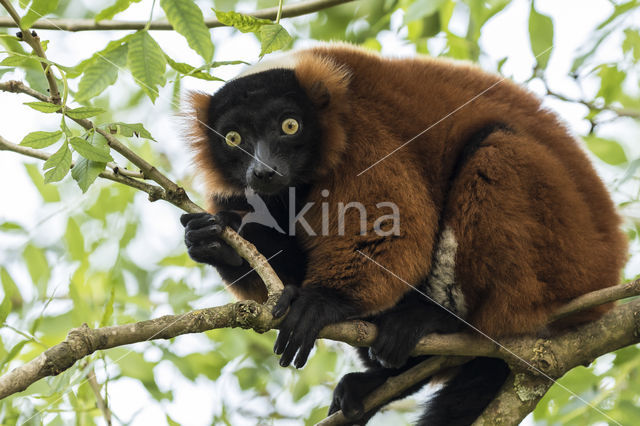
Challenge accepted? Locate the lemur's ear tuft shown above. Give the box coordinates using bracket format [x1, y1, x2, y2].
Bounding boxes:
[308, 81, 331, 109]
[294, 52, 352, 174]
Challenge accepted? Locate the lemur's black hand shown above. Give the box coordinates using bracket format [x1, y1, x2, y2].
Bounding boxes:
[181, 212, 243, 267]
[272, 286, 355, 369]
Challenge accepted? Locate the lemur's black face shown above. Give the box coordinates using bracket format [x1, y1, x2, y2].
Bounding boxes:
[205, 68, 323, 196]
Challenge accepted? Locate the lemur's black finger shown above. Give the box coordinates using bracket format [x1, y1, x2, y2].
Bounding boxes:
[180, 212, 210, 227]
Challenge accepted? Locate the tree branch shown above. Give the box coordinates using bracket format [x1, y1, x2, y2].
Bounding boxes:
[0, 0, 61, 103]
[86, 367, 112, 426]
[0, 0, 357, 32]
[545, 87, 640, 120]
[0, 79, 285, 298]
[1, 280, 638, 407]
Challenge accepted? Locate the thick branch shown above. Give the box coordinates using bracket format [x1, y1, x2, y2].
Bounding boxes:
[0, 0, 61, 103]
[0, 0, 356, 31]
[1, 285, 639, 404]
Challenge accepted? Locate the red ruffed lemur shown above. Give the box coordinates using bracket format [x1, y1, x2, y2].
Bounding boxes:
[180, 43, 628, 425]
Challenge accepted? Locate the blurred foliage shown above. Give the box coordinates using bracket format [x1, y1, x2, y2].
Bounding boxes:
[0, 0, 639, 425]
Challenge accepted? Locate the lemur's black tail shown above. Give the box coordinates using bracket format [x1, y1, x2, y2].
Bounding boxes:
[418, 357, 510, 426]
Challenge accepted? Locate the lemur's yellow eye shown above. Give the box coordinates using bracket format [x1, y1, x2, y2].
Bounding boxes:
[225, 131, 241, 147]
[281, 118, 299, 135]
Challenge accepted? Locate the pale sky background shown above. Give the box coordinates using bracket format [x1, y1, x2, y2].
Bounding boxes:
[1, 0, 639, 425]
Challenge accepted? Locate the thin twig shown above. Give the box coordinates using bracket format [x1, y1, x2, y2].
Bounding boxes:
[0, 134, 166, 201]
[0, 0, 356, 31]
[545, 88, 640, 120]
[550, 278, 640, 322]
[86, 367, 112, 426]
[0, 80, 285, 296]
[0, 0, 61, 103]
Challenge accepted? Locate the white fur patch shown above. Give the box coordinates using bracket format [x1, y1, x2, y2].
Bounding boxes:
[426, 226, 466, 316]
[235, 51, 299, 79]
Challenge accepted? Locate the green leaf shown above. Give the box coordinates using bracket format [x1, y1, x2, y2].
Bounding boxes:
[528, 2, 554, 70]
[1, 267, 23, 308]
[76, 43, 128, 101]
[164, 55, 223, 81]
[68, 34, 134, 78]
[404, 0, 447, 24]
[127, 31, 167, 102]
[214, 10, 272, 33]
[24, 244, 50, 286]
[72, 158, 106, 193]
[65, 106, 106, 119]
[69, 136, 113, 162]
[24, 101, 61, 113]
[160, 0, 213, 62]
[21, 0, 59, 29]
[100, 286, 115, 327]
[0, 293, 11, 323]
[95, 0, 143, 21]
[258, 24, 292, 57]
[596, 64, 626, 104]
[20, 130, 63, 148]
[25, 163, 60, 202]
[0, 34, 48, 92]
[584, 135, 628, 166]
[623, 29, 640, 61]
[0, 222, 23, 232]
[106, 122, 155, 140]
[43, 141, 72, 183]
[64, 217, 85, 261]
[0, 55, 28, 66]
[71, 134, 109, 192]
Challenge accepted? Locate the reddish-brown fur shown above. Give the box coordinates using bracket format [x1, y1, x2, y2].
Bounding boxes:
[188, 44, 627, 336]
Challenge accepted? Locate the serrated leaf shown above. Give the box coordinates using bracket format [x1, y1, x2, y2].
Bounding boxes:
[76, 43, 128, 101]
[161, 0, 213, 62]
[72, 158, 106, 193]
[43, 141, 72, 183]
[584, 135, 628, 166]
[95, 0, 143, 21]
[69, 136, 113, 162]
[71, 133, 109, 192]
[106, 122, 155, 140]
[65, 106, 106, 119]
[528, 2, 554, 70]
[258, 24, 292, 57]
[20, 131, 63, 148]
[214, 10, 272, 33]
[24, 101, 61, 113]
[127, 31, 167, 102]
[21, 0, 58, 29]
[165, 55, 222, 81]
